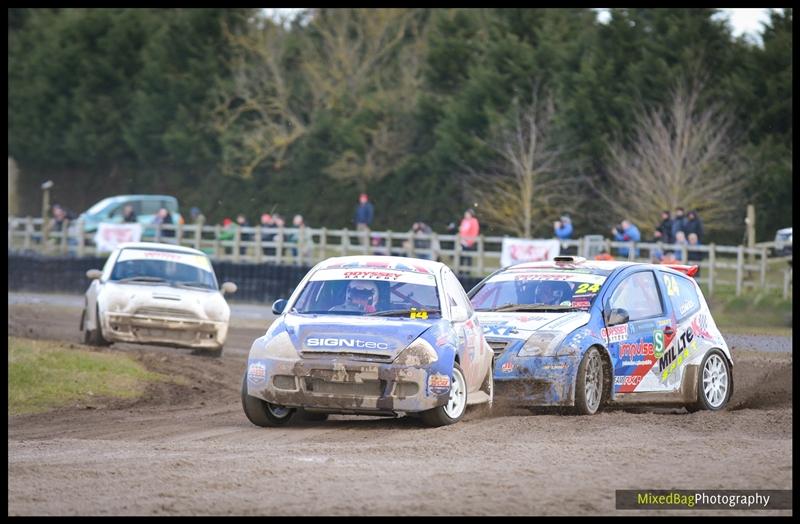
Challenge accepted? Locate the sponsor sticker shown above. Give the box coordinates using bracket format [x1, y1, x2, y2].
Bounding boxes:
[614, 375, 643, 388]
[247, 362, 266, 383]
[428, 373, 450, 394]
[409, 308, 429, 320]
[653, 331, 665, 358]
[501, 361, 514, 373]
[306, 337, 391, 351]
[311, 268, 436, 286]
[601, 324, 629, 343]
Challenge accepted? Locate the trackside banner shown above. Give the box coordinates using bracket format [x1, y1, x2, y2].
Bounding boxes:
[500, 238, 560, 267]
[94, 223, 142, 253]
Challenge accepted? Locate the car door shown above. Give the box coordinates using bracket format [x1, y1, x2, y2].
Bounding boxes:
[604, 270, 672, 394]
[442, 268, 486, 391]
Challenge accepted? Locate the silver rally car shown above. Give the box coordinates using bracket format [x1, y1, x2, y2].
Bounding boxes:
[81, 242, 237, 356]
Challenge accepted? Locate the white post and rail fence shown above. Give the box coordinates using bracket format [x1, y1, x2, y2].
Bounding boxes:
[7, 215, 793, 298]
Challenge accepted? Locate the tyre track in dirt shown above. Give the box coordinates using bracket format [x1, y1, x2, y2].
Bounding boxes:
[7, 293, 793, 515]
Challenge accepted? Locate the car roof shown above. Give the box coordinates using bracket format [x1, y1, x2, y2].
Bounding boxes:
[116, 242, 206, 256]
[507, 259, 637, 272]
[318, 255, 446, 275]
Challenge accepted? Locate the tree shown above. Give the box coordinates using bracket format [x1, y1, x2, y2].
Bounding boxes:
[466, 88, 578, 238]
[596, 79, 746, 236]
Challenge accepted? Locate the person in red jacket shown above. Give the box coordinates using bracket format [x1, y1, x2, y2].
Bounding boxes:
[458, 209, 480, 268]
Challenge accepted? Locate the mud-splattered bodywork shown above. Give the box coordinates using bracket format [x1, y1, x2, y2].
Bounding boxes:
[470, 260, 733, 408]
[245, 256, 494, 416]
[83, 243, 231, 349]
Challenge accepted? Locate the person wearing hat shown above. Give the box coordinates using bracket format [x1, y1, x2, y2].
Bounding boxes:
[354, 193, 374, 246]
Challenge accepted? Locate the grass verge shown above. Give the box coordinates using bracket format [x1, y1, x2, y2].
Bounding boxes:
[8, 336, 172, 416]
[705, 287, 792, 334]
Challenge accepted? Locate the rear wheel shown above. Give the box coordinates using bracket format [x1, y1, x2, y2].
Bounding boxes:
[241, 373, 296, 427]
[688, 350, 731, 412]
[420, 363, 467, 427]
[574, 347, 604, 415]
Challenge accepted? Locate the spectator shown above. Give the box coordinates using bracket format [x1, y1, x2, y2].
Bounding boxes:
[673, 230, 688, 262]
[660, 251, 679, 264]
[153, 207, 174, 239]
[687, 232, 703, 276]
[236, 214, 250, 255]
[50, 204, 68, 232]
[459, 209, 480, 267]
[121, 204, 138, 223]
[683, 210, 704, 243]
[405, 221, 437, 260]
[288, 214, 313, 264]
[553, 214, 573, 240]
[670, 207, 687, 241]
[354, 193, 374, 245]
[611, 219, 640, 258]
[654, 210, 673, 244]
[189, 207, 205, 225]
[260, 213, 276, 257]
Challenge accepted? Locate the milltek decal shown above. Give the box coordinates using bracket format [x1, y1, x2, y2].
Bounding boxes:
[306, 338, 390, 350]
[601, 324, 629, 343]
[658, 327, 694, 381]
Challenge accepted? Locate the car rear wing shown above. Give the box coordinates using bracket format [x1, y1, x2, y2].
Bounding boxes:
[663, 264, 699, 277]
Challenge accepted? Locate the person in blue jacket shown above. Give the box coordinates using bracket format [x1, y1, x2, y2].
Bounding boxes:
[553, 214, 573, 240]
[612, 219, 641, 258]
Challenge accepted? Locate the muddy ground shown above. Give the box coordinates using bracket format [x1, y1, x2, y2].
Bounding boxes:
[7, 293, 793, 515]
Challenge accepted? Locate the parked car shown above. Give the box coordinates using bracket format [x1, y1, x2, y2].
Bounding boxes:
[468, 256, 733, 414]
[772, 227, 792, 257]
[75, 195, 182, 233]
[81, 242, 237, 357]
[242, 255, 494, 427]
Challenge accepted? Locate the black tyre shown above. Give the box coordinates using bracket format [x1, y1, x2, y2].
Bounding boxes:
[574, 347, 604, 415]
[197, 346, 224, 358]
[688, 349, 732, 412]
[86, 305, 110, 347]
[241, 373, 296, 427]
[420, 363, 468, 427]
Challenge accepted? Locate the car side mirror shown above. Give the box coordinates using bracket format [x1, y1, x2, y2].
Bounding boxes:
[221, 282, 238, 295]
[272, 299, 288, 315]
[451, 304, 469, 322]
[86, 269, 102, 280]
[605, 307, 630, 326]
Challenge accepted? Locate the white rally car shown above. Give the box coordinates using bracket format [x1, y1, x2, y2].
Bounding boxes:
[81, 242, 237, 356]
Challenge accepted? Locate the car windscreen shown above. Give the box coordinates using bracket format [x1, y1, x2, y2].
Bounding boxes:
[291, 268, 441, 316]
[471, 270, 608, 312]
[109, 249, 217, 290]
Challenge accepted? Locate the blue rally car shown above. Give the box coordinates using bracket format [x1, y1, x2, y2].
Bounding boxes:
[242, 256, 494, 427]
[468, 256, 733, 415]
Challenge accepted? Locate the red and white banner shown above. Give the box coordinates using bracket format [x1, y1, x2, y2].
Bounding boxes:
[94, 223, 142, 253]
[500, 238, 560, 267]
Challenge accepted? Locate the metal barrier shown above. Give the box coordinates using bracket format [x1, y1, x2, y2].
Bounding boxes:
[7, 216, 792, 297]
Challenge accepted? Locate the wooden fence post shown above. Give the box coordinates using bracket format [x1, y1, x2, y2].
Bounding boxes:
[760, 246, 768, 287]
[735, 245, 744, 297]
[276, 227, 284, 264]
[60, 219, 70, 254]
[214, 225, 221, 259]
[477, 235, 485, 275]
[194, 222, 202, 251]
[320, 228, 327, 260]
[342, 229, 349, 256]
[23, 217, 32, 251]
[233, 227, 241, 262]
[76, 219, 85, 257]
[454, 235, 462, 274]
[255, 227, 263, 263]
[707, 243, 715, 297]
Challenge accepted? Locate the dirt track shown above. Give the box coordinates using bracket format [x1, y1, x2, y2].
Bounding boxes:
[7, 294, 793, 515]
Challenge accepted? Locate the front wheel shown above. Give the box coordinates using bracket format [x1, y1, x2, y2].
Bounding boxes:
[688, 350, 731, 412]
[573, 347, 604, 415]
[241, 373, 296, 427]
[86, 305, 111, 347]
[420, 363, 468, 427]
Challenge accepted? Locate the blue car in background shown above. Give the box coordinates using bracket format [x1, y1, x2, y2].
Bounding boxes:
[76, 195, 182, 234]
[469, 256, 733, 415]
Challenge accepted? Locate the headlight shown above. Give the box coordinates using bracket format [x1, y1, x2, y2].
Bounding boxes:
[395, 338, 438, 366]
[518, 331, 568, 357]
[204, 298, 226, 320]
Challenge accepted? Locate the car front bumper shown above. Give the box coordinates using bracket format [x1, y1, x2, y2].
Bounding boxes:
[494, 353, 580, 406]
[246, 356, 450, 415]
[102, 312, 228, 349]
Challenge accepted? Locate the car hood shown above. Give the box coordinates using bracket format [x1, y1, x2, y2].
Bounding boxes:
[283, 313, 436, 360]
[100, 282, 228, 321]
[476, 311, 591, 341]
